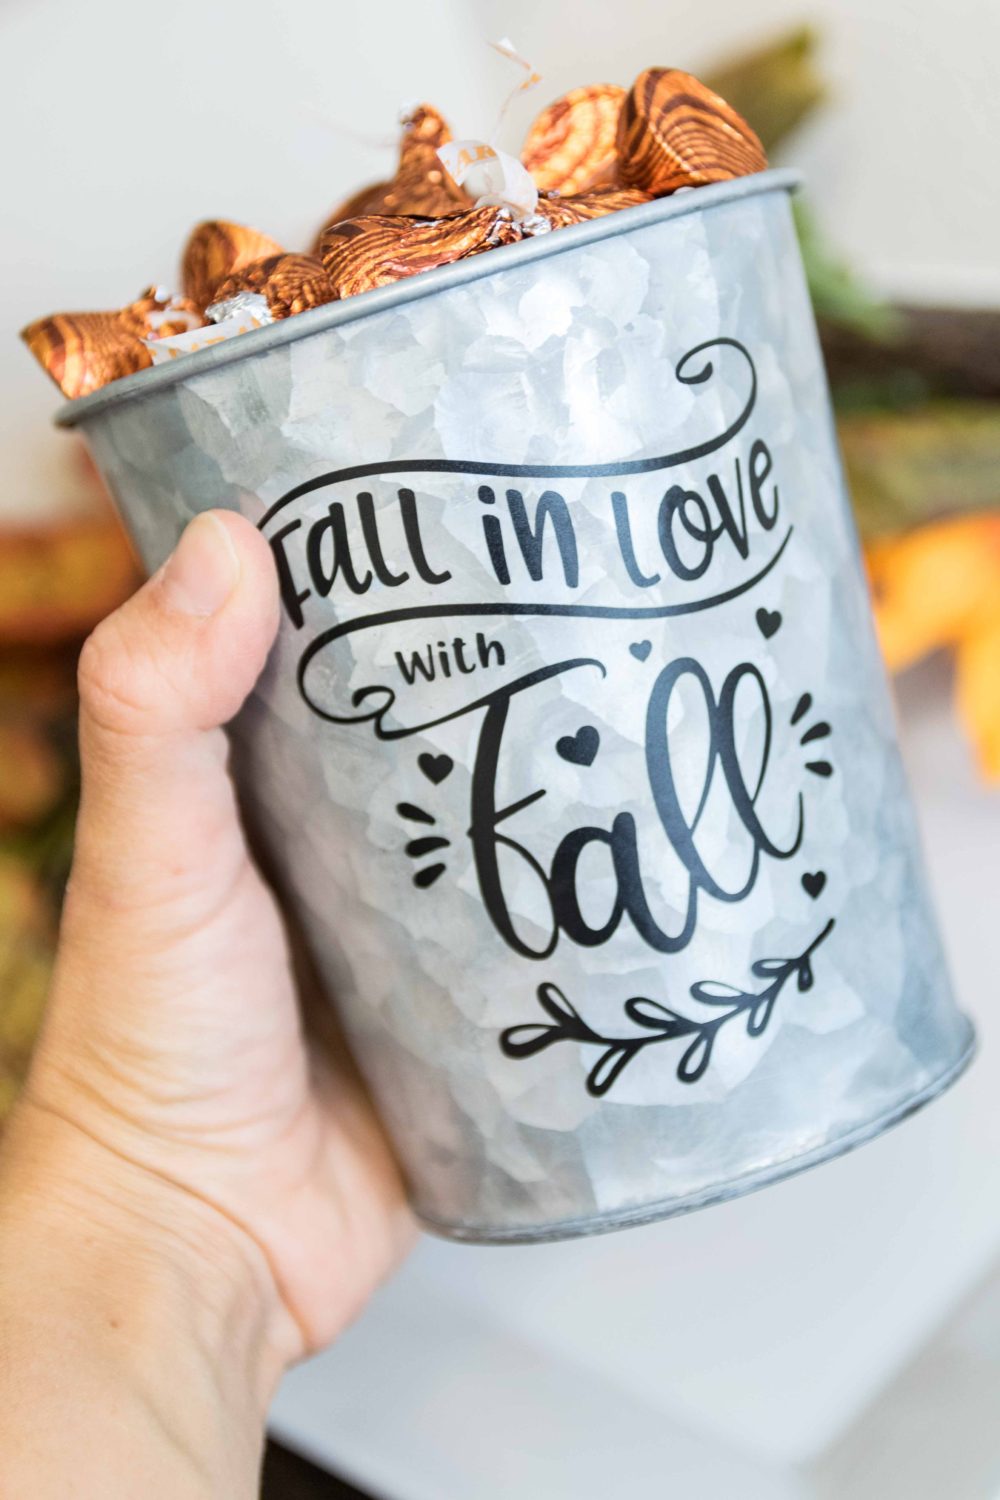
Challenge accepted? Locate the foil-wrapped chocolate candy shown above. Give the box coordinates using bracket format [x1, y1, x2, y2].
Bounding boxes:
[23, 64, 776, 401]
[211, 253, 335, 319]
[314, 104, 473, 248]
[20, 287, 204, 400]
[617, 67, 767, 195]
[537, 186, 652, 229]
[181, 220, 285, 311]
[21, 310, 152, 399]
[521, 83, 625, 195]
[320, 206, 523, 299]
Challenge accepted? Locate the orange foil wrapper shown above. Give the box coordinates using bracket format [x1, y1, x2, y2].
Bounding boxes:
[20, 287, 204, 400]
[315, 104, 473, 249]
[23, 67, 776, 401]
[521, 84, 625, 195]
[212, 253, 335, 319]
[537, 187, 652, 229]
[616, 68, 767, 196]
[181, 220, 285, 311]
[320, 207, 523, 299]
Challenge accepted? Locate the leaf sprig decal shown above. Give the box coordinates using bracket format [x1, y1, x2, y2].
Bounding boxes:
[500, 919, 835, 1096]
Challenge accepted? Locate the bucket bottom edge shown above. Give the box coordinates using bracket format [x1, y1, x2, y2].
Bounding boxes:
[414, 1028, 977, 1247]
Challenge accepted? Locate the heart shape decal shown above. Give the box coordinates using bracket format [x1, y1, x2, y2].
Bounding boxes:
[418, 752, 454, 785]
[801, 871, 827, 900]
[756, 607, 783, 640]
[556, 725, 600, 767]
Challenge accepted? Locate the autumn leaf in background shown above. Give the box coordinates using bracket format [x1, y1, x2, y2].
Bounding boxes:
[868, 516, 1000, 778]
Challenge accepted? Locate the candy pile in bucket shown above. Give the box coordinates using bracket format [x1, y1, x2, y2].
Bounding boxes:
[21, 66, 766, 401]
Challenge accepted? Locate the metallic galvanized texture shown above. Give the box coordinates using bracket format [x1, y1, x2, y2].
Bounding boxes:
[67, 174, 974, 1242]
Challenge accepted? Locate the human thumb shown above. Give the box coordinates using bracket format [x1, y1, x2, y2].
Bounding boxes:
[69, 508, 279, 917]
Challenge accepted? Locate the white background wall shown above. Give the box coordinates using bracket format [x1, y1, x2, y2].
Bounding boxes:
[2, 0, 997, 516]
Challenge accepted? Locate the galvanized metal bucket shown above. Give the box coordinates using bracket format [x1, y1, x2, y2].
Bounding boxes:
[58, 170, 975, 1242]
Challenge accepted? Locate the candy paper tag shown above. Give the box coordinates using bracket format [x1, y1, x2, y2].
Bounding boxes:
[488, 35, 542, 136]
[437, 139, 539, 221]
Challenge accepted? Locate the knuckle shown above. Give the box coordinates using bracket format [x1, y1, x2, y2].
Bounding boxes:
[77, 615, 157, 737]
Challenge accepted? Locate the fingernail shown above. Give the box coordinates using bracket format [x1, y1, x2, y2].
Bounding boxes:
[159, 512, 240, 617]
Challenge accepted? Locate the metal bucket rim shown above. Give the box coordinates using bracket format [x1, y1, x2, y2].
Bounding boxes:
[54, 168, 801, 430]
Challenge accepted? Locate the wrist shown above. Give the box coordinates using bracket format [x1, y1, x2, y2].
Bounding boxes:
[0, 1097, 298, 1490]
